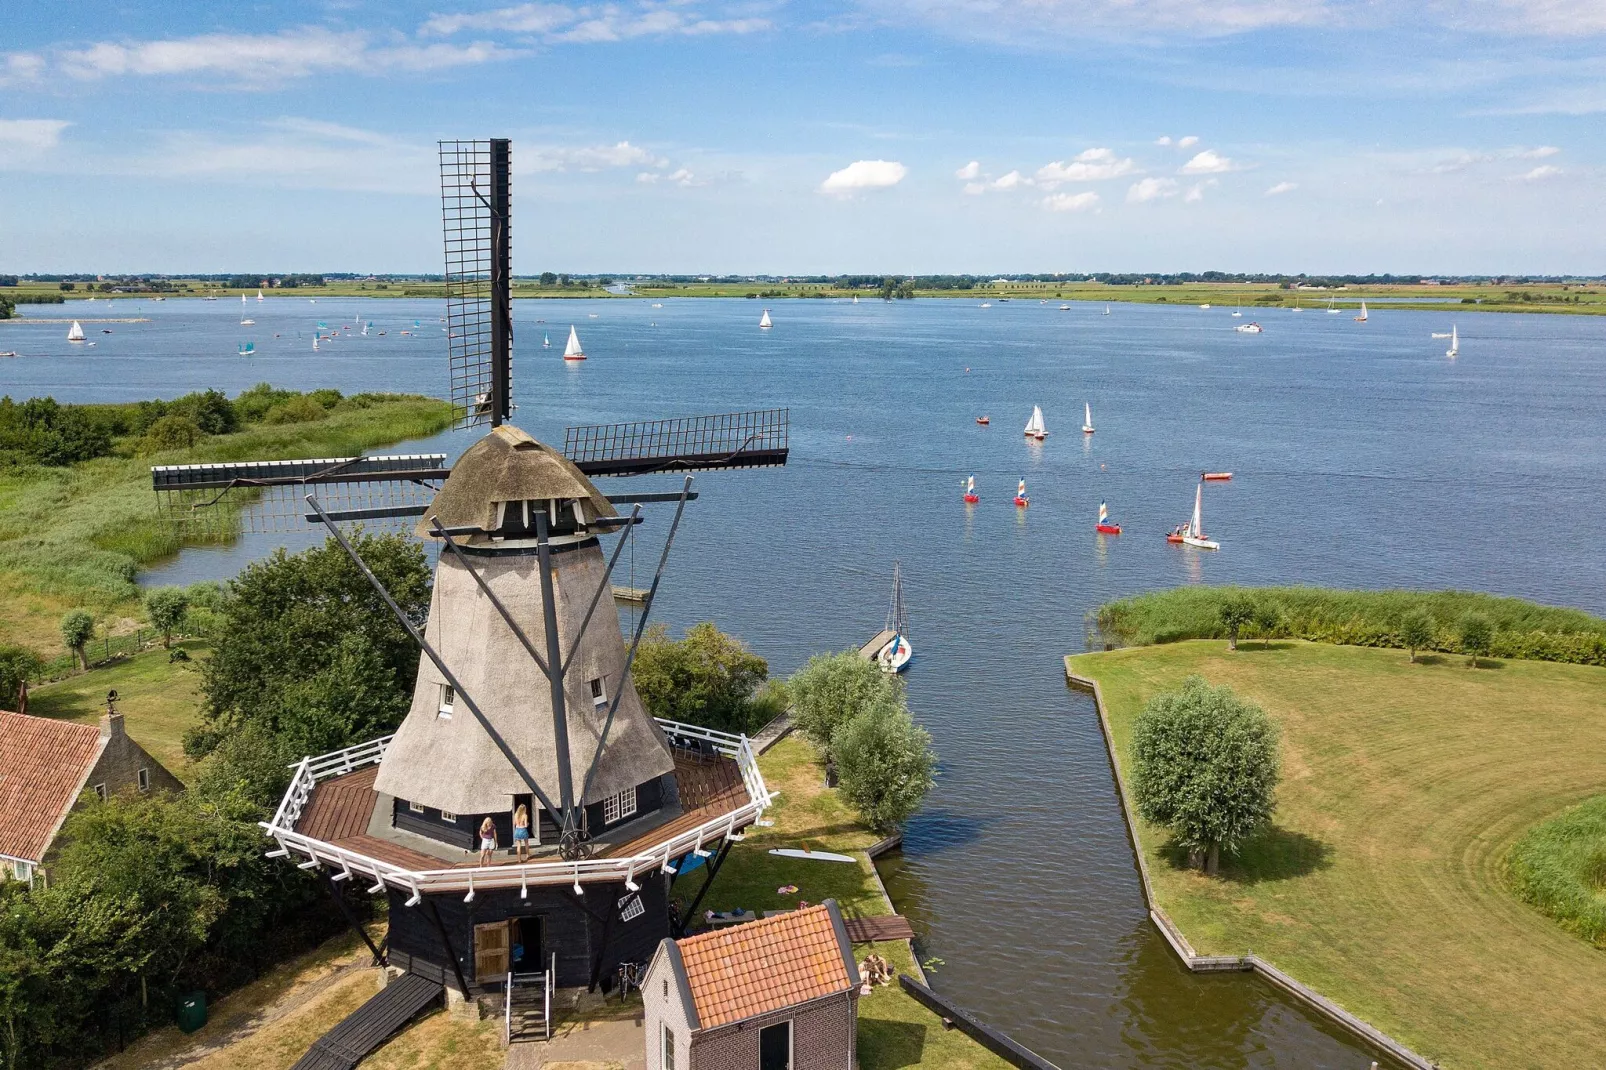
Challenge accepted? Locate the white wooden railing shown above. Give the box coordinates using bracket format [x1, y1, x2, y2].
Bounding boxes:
[261, 721, 773, 896]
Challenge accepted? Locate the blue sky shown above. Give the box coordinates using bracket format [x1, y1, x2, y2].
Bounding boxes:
[2, 1, 1603, 274]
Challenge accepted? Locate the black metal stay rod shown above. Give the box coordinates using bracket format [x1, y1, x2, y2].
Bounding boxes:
[560, 503, 642, 680]
[430, 516, 551, 680]
[577, 476, 693, 806]
[306, 494, 562, 818]
[534, 510, 579, 835]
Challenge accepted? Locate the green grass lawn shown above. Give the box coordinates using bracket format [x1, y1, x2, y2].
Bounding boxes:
[25, 640, 209, 779]
[695, 734, 1011, 1070]
[1069, 639, 1606, 1069]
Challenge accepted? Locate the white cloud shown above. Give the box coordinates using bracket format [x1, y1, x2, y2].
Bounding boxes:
[0, 118, 71, 152]
[962, 181, 986, 195]
[523, 141, 663, 172]
[637, 171, 660, 183]
[1180, 149, 1237, 174]
[1155, 135, 1172, 146]
[1036, 147, 1139, 186]
[1177, 135, 1200, 149]
[1184, 182, 1207, 202]
[870, 0, 1328, 42]
[1519, 164, 1563, 180]
[820, 159, 908, 195]
[1127, 176, 1179, 202]
[1429, 145, 1565, 174]
[1521, 145, 1561, 158]
[955, 160, 981, 180]
[665, 166, 700, 186]
[1042, 191, 1099, 212]
[0, 52, 45, 85]
[1264, 180, 1298, 195]
[423, 3, 770, 41]
[991, 169, 1026, 190]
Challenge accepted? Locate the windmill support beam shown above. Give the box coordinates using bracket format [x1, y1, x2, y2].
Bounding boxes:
[578, 477, 693, 806]
[324, 871, 386, 966]
[424, 898, 472, 998]
[675, 839, 735, 938]
[306, 494, 563, 820]
[534, 511, 579, 837]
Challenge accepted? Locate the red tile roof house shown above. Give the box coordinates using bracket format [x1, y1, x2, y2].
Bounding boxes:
[0, 710, 183, 885]
[643, 900, 861, 1070]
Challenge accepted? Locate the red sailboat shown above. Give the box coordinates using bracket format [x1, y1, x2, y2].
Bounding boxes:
[1096, 501, 1121, 534]
[1013, 479, 1030, 507]
[963, 475, 979, 504]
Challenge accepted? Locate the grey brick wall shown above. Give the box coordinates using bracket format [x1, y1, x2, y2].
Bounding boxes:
[86, 714, 183, 800]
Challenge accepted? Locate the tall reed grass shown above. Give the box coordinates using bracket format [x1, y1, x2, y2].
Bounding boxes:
[1508, 795, 1606, 948]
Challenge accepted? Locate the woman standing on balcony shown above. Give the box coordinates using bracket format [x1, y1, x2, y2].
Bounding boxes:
[478, 817, 498, 865]
[512, 804, 531, 862]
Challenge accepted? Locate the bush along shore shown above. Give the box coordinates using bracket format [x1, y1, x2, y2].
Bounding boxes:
[1096, 585, 1606, 666]
[1508, 795, 1606, 949]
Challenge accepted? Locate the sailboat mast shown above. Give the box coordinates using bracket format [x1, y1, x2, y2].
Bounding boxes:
[1192, 484, 1203, 537]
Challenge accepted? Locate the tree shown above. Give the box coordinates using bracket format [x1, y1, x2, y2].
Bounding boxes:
[0, 295, 13, 321]
[1131, 676, 1281, 874]
[787, 651, 902, 760]
[60, 610, 94, 671]
[1252, 600, 1282, 649]
[1460, 612, 1494, 668]
[144, 588, 190, 649]
[0, 644, 42, 709]
[1218, 594, 1256, 651]
[630, 622, 772, 735]
[140, 414, 203, 453]
[832, 693, 936, 834]
[192, 533, 429, 760]
[539, 271, 557, 286]
[1400, 609, 1434, 664]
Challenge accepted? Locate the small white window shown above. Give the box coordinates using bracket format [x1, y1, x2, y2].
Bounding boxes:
[590, 677, 607, 707]
[409, 800, 426, 814]
[93, 783, 107, 801]
[441, 810, 457, 823]
[603, 786, 637, 825]
[438, 684, 455, 719]
[137, 768, 150, 793]
[662, 1024, 676, 1070]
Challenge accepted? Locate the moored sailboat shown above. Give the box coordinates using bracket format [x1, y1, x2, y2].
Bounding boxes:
[1024, 405, 1047, 440]
[876, 562, 912, 673]
[563, 325, 586, 361]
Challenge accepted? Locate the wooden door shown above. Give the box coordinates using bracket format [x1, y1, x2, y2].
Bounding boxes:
[474, 921, 510, 982]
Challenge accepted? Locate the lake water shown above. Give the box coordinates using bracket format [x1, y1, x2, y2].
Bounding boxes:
[7, 296, 1606, 1068]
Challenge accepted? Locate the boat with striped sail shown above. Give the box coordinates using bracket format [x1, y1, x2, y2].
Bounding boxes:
[1014, 479, 1030, 507]
[962, 474, 979, 504]
[1096, 501, 1121, 534]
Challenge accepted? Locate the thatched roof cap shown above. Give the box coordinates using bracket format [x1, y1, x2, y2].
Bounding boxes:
[415, 424, 615, 537]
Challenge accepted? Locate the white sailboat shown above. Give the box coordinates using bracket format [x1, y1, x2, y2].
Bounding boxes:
[1354, 301, 1368, 322]
[312, 337, 320, 351]
[563, 325, 585, 361]
[1024, 405, 1047, 440]
[1081, 402, 1095, 434]
[361, 321, 370, 336]
[542, 333, 551, 349]
[759, 309, 773, 329]
[1103, 304, 1111, 315]
[67, 320, 86, 343]
[240, 294, 254, 326]
[876, 562, 912, 674]
[256, 289, 264, 301]
[1232, 300, 1243, 318]
[1327, 296, 1339, 314]
[1181, 483, 1219, 550]
[852, 295, 859, 304]
[1446, 324, 1458, 359]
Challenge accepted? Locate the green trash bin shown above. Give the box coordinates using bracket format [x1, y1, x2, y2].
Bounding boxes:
[177, 991, 207, 1034]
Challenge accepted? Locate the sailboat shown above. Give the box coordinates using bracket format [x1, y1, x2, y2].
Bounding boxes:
[1059, 303, 1072, 311]
[1232, 300, 1243, 318]
[1081, 402, 1095, 434]
[542, 333, 551, 349]
[361, 321, 370, 336]
[852, 295, 858, 304]
[1327, 296, 1339, 314]
[238, 341, 256, 357]
[240, 294, 254, 326]
[1181, 483, 1219, 550]
[962, 475, 979, 504]
[312, 337, 320, 351]
[1096, 501, 1121, 535]
[876, 562, 912, 673]
[1013, 479, 1030, 507]
[759, 309, 773, 329]
[1446, 324, 1458, 359]
[1024, 405, 1047, 440]
[1354, 301, 1368, 322]
[563, 325, 586, 361]
[257, 289, 264, 302]
[67, 321, 86, 343]
[1103, 304, 1111, 315]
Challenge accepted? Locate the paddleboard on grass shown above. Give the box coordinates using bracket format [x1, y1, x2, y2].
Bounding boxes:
[769, 848, 857, 864]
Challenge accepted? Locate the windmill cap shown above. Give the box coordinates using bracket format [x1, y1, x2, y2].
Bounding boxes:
[415, 424, 616, 538]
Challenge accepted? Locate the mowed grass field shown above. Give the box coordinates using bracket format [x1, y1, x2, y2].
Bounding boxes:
[1068, 640, 1606, 1069]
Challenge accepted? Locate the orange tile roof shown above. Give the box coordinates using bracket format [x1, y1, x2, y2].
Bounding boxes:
[0, 711, 104, 863]
[676, 902, 856, 1029]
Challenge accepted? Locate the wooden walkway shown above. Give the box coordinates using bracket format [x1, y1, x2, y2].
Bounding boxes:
[859, 628, 895, 661]
[288, 973, 442, 1070]
[843, 914, 915, 943]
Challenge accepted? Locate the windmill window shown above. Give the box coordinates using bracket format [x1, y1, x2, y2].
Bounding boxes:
[441, 810, 457, 823]
[590, 677, 607, 707]
[137, 768, 150, 793]
[438, 684, 455, 719]
[409, 800, 426, 814]
[603, 787, 637, 825]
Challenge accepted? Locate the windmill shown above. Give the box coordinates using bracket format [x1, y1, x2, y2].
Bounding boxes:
[154, 139, 788, 1002]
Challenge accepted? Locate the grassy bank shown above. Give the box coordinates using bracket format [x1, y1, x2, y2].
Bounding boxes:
[0, 394, 451, 654]
[1096, 585, 1606, 666]
[1069, 640, 1606, 1068]
[699, 734, 1011, 1070]
[1508, 795, 1606, 948]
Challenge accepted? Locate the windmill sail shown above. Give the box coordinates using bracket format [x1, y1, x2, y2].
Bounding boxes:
[440, 139, 512, 426]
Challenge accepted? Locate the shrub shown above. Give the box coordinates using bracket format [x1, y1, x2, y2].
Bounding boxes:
[0, 396, 113, 465]
[631, 622, 772, 735]
[262, 395, 327, 425]
[1131, 676, 1281, 874]
[1400, 609, 1434, 663]
[787, 651, 901, 760]
[60, 609, 95, 670]
[1218, 595, 1255, 651]
[831, 691, 936, 834]
[140, 414, 204, 453]
[167, 388, 237, 435]
[1460, 612, 1494, 667]
[0, 644, 43, 708]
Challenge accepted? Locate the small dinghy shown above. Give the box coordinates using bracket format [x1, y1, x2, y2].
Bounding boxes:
[1096, 501, 1121, 534]
[1014, 479, 1030, 507]
[769, 849, 856, 864]
[1202, 472, 1233, 481]
[1181, 483, 1219, 550]
[962, 474, 979, 504]
[976, 415, 990, 425]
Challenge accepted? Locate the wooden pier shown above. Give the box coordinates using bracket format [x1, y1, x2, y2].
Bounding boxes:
[859, 628, 895, 661]
[611, 585, 650, 606]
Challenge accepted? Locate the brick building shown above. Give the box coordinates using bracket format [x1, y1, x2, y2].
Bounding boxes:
[643, 900, 860, 1070]
[0, 709, 183, 884]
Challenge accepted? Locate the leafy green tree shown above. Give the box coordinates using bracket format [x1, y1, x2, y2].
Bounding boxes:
[1400, 609, 1435, 663]
[1252, 600, 1283, 649]
[60, 610, 95, 671]
[0, 644, 42, 709]
[832, 692, 936, 833]
[167, 388, 237, 435]
[192, 533, 429, 760]
[631, 622, 772, 735]
[1460, 612, 1494, 667]
[0, 295, 14, 320]
[540, 271, 557, 286]
[144, 587, 190, 649]
[787, 651, 902, 760]
[140, 414, 203, 453]
[1131, 676, 1281, 874]
[1218, 594, 1256, 651]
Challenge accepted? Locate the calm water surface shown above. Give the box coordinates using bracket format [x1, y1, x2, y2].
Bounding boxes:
[7, 296, 1606, 1068]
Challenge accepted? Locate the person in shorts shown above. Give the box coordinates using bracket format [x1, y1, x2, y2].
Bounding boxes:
[513, 804, 532, 862]
[479, 817, 498, 865]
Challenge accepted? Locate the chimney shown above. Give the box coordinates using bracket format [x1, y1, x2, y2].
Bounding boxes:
[100, 712, 125, 740]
